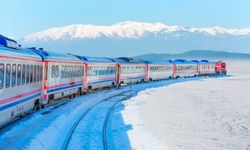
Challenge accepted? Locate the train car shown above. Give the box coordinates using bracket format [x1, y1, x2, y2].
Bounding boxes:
[196, 60, 216, 76]
[215, 61, 227, 75]
[75, 56, 117, 91]
[31, 48, 84, 105]
[114, 57, 146, 85]
[172, 59, 198, 78]
[0, 35, 43, 127]
[147, 60, 174, 81]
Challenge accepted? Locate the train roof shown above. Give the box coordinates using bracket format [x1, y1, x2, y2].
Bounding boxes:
[28, 48, 81, 62]
[146, 60, 172, 65]
[198, 60, 215, 64]
[0, 35, 41, 59]
[171, 59, 198, 64]
[190, 60, 215, 64]
[114, 57, 146, 64]
[73, 55, 116, 63]
[0, 45, 42, 59]
[0, 34, 20, 49]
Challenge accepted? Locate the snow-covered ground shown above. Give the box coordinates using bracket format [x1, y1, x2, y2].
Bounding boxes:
[121, 61, 250, 150]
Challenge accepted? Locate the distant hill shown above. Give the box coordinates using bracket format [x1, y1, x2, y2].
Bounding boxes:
[134, 50, 250, 61]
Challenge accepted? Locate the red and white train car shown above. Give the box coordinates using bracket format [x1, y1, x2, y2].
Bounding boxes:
[197, 60, 216, 76]
[115, 57, 146, 85]
[76, 56, 117, 91]
[0, 37, 43, 127]
[172, 59, 199, 78]
[31, 49, 84, 105]
[147, 61, 173, 81]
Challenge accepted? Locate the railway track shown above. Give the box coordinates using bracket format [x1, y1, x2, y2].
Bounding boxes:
[60, 90, 134, 150]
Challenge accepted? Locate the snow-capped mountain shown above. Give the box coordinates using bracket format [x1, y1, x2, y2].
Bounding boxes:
[20, 21, 250, 57]
[23, 21, 250, 41]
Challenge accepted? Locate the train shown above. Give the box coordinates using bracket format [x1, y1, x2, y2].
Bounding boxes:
[0, 35, 227, 128]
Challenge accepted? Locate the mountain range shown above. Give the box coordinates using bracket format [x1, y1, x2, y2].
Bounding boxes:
[19, 21, 250, 57]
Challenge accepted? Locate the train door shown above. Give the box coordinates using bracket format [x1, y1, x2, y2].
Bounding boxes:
[115, 64, 121, 86]
[42, 60, 48, 105]
[83, 63, 88, 92]
[145, 64, 149, 82]
[173, 64, 177, 78]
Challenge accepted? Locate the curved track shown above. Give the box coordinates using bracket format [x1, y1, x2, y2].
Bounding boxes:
[102, 93, 133, 150]
[61, 90, 133, 150]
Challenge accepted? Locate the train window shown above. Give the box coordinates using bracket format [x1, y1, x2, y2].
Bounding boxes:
[61, 65, 64, 78]
[33, 65, 36, 82]
[54, 65, 58, 78]
[22, 65, 26, 85]
[36, 65, 39, 82]
[76, 66, 79, 77]
[64, 65, 67, 78]
[55, 65, 59, 78]
[87, 67, 91, 76]
[72, 66, 74, 77]
[12, 64, 16, 87]
[38, 66, 41, 81]
[35, 65, 39, 81]
[30, 65, 33, 83]
[77, 66, 79, 77]
[0, 64, 4, 89]
[51, 65, 55, 78]
[68, 66, 71, 78]
[80, 66, 83, 77]
[17, 64, 21, 86]
[67, 66, 70, 77]
[71, 66, 73, 77]
[91, 67, 94, 76]
[76, 66, 78, 77]
[26, 65, 30, 84]
[65, 66, 68, 78]
[40, 66, 43, 81]
[70, 66, 73, 77]
[70, 65, 73, 77]
[78, 66, 80, 77]
[62, 66, 65, 78]
[77, 66, 80, 77]
[6, 64, 11, 88]
[37, 66, 40, 81]
[34, 65, 37, 82]
[66, 65, 69, 78]
[74, 66, 77, 77]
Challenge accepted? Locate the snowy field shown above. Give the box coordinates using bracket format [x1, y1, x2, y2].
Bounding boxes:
[121, 61, 250, 150]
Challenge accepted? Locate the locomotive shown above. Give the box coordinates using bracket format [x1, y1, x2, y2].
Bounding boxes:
[0, 35, 227, 127]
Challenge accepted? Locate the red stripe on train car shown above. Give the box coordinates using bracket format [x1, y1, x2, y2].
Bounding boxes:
[47, 81, 83, 89]
[0, 89, 41, 105]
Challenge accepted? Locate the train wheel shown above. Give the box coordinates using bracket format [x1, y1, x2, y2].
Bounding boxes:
[33, 99, 40, 111]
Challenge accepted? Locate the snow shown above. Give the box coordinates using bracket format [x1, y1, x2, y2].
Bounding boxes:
[121, 61, 250, 150]
[22, 21, 250, 42]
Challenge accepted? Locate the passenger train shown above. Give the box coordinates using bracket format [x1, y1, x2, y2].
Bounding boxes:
[0, 35, 227, 128]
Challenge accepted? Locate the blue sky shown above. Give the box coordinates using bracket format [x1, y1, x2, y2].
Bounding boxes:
[0, 0, 250, 37]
